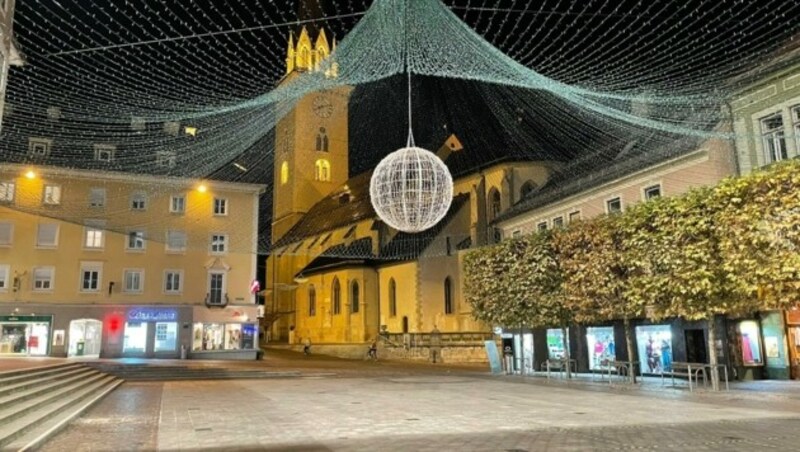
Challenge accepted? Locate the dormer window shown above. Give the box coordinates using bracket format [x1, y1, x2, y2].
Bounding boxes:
[94, 144, 116, 162]
[28, 138, 52, 157]
[156, 151, 177, 168]
[131, 117, 146, 131]
[163, 121, 180, 136]
[46, 106, 61, 120]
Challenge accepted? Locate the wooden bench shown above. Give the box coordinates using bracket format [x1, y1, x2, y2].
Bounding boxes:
[662, 362, 707, 391]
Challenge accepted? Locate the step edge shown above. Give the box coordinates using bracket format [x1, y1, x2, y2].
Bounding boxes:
[0, 372, 109, 425]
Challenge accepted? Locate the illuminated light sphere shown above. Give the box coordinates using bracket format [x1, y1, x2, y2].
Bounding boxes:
[197, 184, 208, 193]
[25, 170, 36, 179]
[370, 146, 453, 233]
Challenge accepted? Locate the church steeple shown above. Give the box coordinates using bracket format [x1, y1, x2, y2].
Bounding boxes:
[284, 26, 337, 76]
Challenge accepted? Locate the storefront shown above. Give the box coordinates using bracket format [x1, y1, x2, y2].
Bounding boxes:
[635, 324, 673, 375]
[0, 315, 52, 356]
[121, 307, 183, 357]
[787, 310, 800, 380]
[191, 305, 259, 360]
[586, 326, 616, 370]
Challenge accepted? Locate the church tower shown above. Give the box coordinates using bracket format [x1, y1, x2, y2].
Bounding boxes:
[272, 26, 351, 244]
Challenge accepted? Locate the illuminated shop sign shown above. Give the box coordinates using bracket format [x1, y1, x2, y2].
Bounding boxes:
[127, 308, 178, 322]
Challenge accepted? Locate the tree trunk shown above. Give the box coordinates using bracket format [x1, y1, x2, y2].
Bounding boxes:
[624, 317, 636, 384]
[708, 316, 720, 391]
[562, 326, 572, 379]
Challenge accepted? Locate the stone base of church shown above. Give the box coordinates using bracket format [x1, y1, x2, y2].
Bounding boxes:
[265, 343, 489, 364]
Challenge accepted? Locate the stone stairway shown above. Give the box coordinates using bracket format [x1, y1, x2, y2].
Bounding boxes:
[84, 362, 301, 381]
[0, 363, 122, 452]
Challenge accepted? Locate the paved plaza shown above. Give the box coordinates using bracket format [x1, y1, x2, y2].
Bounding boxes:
[28, 351, 800, 451]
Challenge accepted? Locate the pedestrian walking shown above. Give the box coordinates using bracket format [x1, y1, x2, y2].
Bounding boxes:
[303, 337, 312, 356]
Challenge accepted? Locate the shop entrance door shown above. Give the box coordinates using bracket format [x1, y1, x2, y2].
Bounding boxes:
[123, 322, 149, 354]
[69, 319, 103, 357]
[684, 329, 708, 364]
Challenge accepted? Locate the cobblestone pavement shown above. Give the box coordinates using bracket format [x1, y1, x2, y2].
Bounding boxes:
[39, 352, 800, 451]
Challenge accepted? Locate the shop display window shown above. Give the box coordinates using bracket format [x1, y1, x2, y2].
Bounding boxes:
[123, 321, 148, 353]
[225, 324, 242, 350]
[0, 321, 50, 356]
[586, 326, 616, 370]
[154, 322, 177, 352]
[738, 320, 763, 365]
[193, 322, 257, 351]
[546, 328, 567, 359]
[635, 324, 673, 374]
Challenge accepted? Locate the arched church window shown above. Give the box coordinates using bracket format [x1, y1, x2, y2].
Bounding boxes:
[280, 161, 289, 185]
[389, 278, 397, 317]
[308, 285, 317, 316]
[444, 277, 454, 314]
[315, 159, 331, 181]
[488, 188, 502, 221]
[520, 180, 536, 200]
[332, 278, 341, 315]
[351, 280, 360, 313]
[316, 127, 329, 152]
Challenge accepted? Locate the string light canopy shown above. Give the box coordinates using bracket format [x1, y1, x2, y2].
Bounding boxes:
[0, 0, 797, 256]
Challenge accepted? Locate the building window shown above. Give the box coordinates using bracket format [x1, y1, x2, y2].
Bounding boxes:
[643, 184, 662, 200]
[84, 222, 105, 249]
[792, 106, 800, 154]
[164, 270, 183, 294]
[124, 269, 144, 293]
[606, 197, 623, 214]
[332, 278, 341, 315]
[520, 180, 536, 200]
[28, 138, 52, 157]
[316, 127, 329, 152]
[0, 265, 8, 291]
[0, 181, 15, 203]
[512, 230, 521, 238]
[210, 234, 228, 254]
[568, 211, 581, 223]
[36, 223, 59, 248]
[537, 221, 548, 231]
[43, 185, 61, 205]
[389, 278, 397, 317]
[308, 285, 317, 316]
[166, 231, 187, 252]
[761, 114, 787, 164]
[131, 192, 147, 210]
[127, 231, 145, 250]
[80, 262, 102, 292]
[93, 144, 116, 162]
[315, 159, 331, 182]
[0, 222, 12, 246]
[170, 195, 186, 213]
[552, 216, 564, 228]
[213, 198, 228, 216]
[33, 267, 54, 291]
[444, 277, 454, 314]
[280, 161, 289, 185]
[89, 188, 106, 208]
[208, 272, 226, 305]
[156, 150, 177, 168]
[351, 281, 360, 313]
[488, 189, 501, 221]
[163, 121, 180, 136]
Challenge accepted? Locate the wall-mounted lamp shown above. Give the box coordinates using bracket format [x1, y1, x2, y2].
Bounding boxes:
[108, 281, 115, 296]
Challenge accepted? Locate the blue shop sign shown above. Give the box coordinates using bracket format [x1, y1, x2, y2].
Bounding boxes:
[127, 308, 178, 322]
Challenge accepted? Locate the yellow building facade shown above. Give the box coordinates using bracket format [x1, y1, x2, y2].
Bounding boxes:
[0, 163, 265, 359]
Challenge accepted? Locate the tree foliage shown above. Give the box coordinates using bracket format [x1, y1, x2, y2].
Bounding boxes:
[463, 160, 800, 329]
